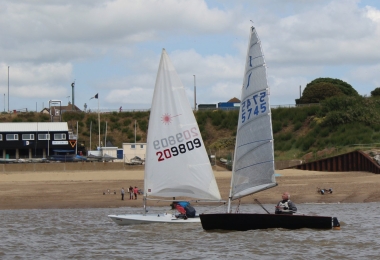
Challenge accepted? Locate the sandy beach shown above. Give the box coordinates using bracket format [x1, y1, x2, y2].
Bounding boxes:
[1, 167, 380, 210]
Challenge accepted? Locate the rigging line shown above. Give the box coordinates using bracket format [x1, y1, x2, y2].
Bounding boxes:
[201, 203, 228, 214]
[235, 199, 241, 213]
[254, 199, 270, 214]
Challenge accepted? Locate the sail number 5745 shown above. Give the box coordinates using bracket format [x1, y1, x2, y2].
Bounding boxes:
[241, 91, 267, 123]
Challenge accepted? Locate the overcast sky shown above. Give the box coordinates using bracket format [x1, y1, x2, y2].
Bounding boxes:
[1, 0, 380, 112]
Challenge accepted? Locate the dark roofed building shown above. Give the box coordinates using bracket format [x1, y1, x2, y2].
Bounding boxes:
[218, 97, 241, 110]
[227, 97, 241, 103]
[0, 122, 79, 160]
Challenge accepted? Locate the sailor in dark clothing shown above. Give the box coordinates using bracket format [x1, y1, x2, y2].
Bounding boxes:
[275, 192, 297, 215]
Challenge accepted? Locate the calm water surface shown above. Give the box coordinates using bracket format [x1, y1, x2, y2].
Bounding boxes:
[1, 203, 379, 259]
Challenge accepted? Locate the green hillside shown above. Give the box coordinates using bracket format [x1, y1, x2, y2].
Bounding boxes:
[2, 95, 380, 161]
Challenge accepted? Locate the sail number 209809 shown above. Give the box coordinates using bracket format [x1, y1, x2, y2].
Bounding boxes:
[241, 91, 267, 123]
[153, 127, 201, 162]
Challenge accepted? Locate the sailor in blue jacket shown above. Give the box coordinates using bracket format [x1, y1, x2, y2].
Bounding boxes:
[173, 201, 196, 219]
[275, 192, 297, 215]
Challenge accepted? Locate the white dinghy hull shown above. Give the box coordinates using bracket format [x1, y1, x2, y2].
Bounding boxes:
[108, 213, 200, 225]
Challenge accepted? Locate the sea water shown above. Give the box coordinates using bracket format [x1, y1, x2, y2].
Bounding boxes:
[0, 203, 379, 259]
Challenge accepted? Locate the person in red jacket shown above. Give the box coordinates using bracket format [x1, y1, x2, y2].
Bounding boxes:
[172, 201, 196, 219]
[133, 186, 138, 200]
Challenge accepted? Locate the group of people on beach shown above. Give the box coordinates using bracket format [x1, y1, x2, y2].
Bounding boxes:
[120, 186, 139, 200]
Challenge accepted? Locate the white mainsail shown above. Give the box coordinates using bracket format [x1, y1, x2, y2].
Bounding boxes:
[144, 49, 221, 201]
[229, 27, 277, 201]
[199, 27, 340, 231]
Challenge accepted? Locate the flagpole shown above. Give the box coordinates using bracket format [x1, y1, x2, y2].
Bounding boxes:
[98, 95, 100, 150]
[76, 121, 78, 155]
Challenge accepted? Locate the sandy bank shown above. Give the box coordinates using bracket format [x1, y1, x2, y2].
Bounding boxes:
[1, 169, 379, 210]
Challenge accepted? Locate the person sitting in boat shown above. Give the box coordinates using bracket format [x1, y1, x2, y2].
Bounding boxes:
[172, 201, 196, 219]
[275, 192, 297, 215]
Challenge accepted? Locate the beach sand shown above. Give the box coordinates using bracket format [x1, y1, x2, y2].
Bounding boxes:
[1, 167, 380, 210]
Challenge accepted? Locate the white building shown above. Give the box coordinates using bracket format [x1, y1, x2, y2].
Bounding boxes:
[122, 142, 147, 162]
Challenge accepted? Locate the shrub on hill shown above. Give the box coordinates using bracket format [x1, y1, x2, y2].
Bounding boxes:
[319, 96, 380, 127]
[371, 87, 380, 97]
[297, 77, 358, 104]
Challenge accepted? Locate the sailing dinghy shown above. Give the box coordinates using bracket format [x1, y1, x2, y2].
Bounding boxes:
[199, 27, 340, 231]
[108, 49, 221, 225]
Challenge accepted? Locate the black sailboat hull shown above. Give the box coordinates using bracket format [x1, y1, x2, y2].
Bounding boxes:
[200, 213, 340, 231]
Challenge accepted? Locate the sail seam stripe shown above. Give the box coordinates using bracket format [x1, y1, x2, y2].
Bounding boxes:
[249, 54, 264, 61]
[237, 114, 271, 132]
[250, 41, 259, 47]
[241, 88, 269, 103]
[237, 138, 272, 148]
[246, 64, 265, 75]
[235, 159, 274, 172]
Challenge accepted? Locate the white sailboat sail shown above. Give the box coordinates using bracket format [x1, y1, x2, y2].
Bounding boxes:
[199, 27, 340, 231]
[108, 49, 220, 225]
[229, 27, 277, 201]
[144, 49, 221, 201]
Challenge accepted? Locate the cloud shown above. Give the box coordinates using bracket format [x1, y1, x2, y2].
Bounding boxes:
[348, 64, 380, 95]
[105, 87, 153, 109]
[0, 62, 71, 96]
[2, 0, 380, 111]
[0, 0, 239, 63]
[261, 0, 380, 66]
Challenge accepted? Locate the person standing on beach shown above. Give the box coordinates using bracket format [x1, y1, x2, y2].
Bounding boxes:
[133, 186, 138, 200]
[275, 192, 297, 215]
[129, 186, 134, 200]
[121, 187, 125, 200]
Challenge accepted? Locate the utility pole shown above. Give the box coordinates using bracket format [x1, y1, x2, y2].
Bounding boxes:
[8, 66, 9, 112]
[193, 75, 197, 111]
[300, 85, 301, 98]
